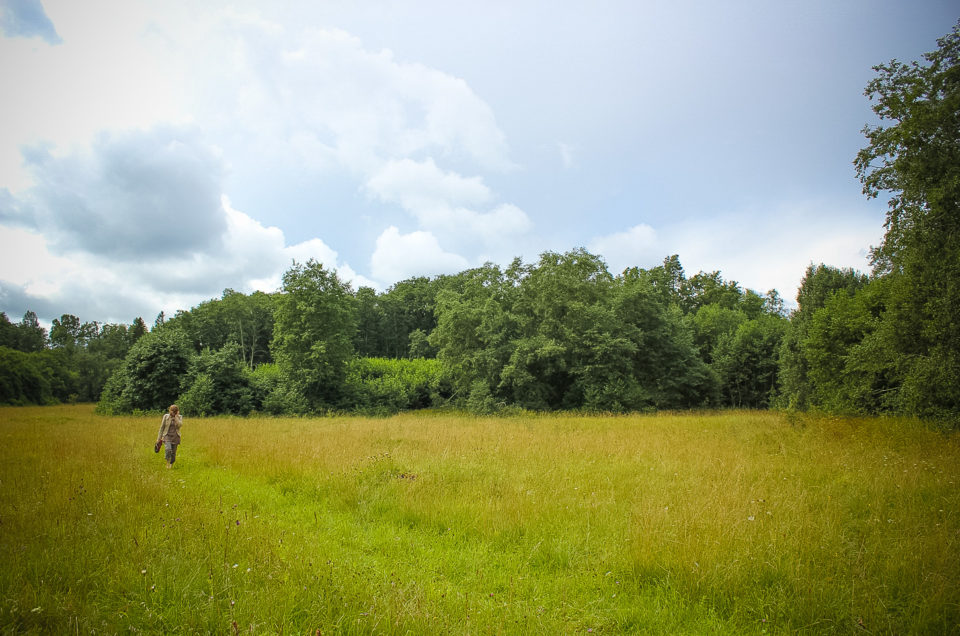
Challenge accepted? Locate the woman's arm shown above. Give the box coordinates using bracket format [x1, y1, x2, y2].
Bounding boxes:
[157, 414, 169, 440]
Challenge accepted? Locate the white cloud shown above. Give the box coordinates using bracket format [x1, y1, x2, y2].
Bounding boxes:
[587, 200, 882, 304]
[2, 3, 533, 315]
[660, 201, 882, 301]
[370, 226, 469, 283]
[365, 157, 492, 210]
[175, 20, 515, 176]
[587, 224, 659, 274]
[0, 193, 370, 323]
[365, 158, 532, 251]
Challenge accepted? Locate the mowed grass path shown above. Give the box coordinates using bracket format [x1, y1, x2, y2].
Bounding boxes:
[0, 406, 957, 634]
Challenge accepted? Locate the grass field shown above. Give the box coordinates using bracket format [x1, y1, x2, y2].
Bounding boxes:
[0, 405, 957, 634]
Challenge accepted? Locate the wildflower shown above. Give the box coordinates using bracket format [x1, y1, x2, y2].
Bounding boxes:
[748, 515, 755, 522]
[141, 569, 147, 575]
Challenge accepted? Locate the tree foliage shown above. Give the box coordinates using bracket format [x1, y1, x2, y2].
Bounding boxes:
[271, 260, 358, 409]
[848, 21, 960, 422]
[98, 328, 192, 413]
[430, 250, 723, 413]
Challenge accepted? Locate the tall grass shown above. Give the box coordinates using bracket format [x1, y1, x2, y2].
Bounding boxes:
[1, 405, 957, 633]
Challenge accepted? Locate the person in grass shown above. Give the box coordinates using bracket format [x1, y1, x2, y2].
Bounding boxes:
[156, 404, 183, 469]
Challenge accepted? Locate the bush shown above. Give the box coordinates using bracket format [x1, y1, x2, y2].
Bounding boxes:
[344, 357, 449, 414]
[247, 363, 281, 410]
[97, 329, 193, 413]
[177, 344, 253, 415]
[262, 383, 311, 416]
[177, 373, 217, 416]
[0, 346, 52, 405]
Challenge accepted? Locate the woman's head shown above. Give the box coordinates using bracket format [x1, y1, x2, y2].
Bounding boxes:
[170, 404, 179, 416]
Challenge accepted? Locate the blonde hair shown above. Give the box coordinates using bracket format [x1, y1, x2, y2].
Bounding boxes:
[170, 404, 180, 416]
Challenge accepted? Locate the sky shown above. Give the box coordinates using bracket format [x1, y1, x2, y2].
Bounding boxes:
[0, 0, 956, 326]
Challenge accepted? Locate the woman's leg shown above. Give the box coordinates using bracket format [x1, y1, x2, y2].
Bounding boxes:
[164, 441, 179, 467]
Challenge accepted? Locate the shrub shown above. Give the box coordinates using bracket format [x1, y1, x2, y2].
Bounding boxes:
[177, 344, 253, 415]
[97, 329, 192, 413]
[176, 373, 217, 416]
[0, 346, 52, 405]
[345, 357, 449, 414]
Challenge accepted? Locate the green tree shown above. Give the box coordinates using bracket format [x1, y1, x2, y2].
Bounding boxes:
[430, 263, 518, 408]
[0, 313, 21, 350]
[98, 328, 193, 413]
[14, 311, 47, 352]
[167, 290, 275, 368]
[712, 314, 788, 408]
[854, 21, 960, 422]
[177, 343, 254, 415]
[50, 314, 82, 349]
[802, 279, 898, 414]
[0, 346, 52, 405]
[431, 250, 717, 412]
[777, 264, 870, 410]
[353, 286, 385, 357]
[271, 260, 357, 409]
[130, 317, 148, 343]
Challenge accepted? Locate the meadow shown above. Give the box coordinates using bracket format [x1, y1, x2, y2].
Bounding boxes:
[0, 405, 957, 634]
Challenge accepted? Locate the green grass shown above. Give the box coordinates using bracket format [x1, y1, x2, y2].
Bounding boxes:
[1, 405, 957, 634]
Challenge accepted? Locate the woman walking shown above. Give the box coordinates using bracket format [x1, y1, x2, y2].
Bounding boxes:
[157, 404, 183, 469]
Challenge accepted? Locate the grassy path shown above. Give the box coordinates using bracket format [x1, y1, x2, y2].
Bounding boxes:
[1, 405, 958, 633]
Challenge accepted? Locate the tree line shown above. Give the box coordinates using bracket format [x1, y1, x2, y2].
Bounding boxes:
[2, 22, 957, 426]
[0, 253, 790, 415]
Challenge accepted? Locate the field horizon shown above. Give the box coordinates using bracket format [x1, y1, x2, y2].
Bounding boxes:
[1, 405, 957, 634]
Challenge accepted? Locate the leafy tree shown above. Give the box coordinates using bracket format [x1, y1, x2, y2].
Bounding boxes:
[854, 21, 960, 422]
[271, 260, 357, 409]
[712, 314, 788, 408]
[88, 323, 133, 361]
[430, 263, 519, 407]
[167, 290, 275, 367]
[15, 311, 47, 352]
[98, 328, 193, 413]
[50, 314, 82, 349]
[177, 343, 253, 415]
[0, 346, 52, 405]
[0, 313, 18, 349]
[692, 304, 747, 364]
[681, 271, 742, 313]
[353, 277, 445, 359]
[407, 328, 437, 359]
[802, 279, 898, 414]
[353, 286, 384, 357]
[130, 317, 148, 342]
[500, 250, 639, 410]
[777, 264, 870, 410]
[616, 271, 718, 409]
[431, 250, 717, 412]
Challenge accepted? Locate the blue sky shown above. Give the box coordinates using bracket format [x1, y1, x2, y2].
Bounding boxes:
[0, 0, 956, 324]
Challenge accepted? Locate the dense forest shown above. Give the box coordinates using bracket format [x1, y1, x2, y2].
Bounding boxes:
[2, 24, 958, 426]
